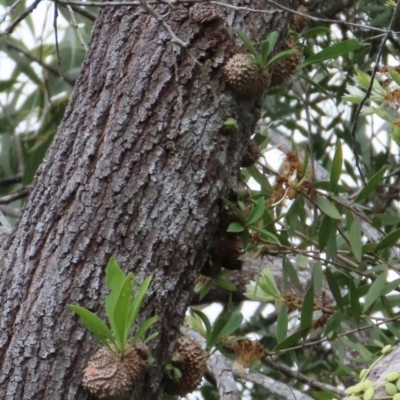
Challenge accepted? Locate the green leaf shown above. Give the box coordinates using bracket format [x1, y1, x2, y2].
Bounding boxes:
[375, 228, 400, 251]
[145, 332, 159, 343]
[113, 273, 135, 350]
[363, 272, 387, 312]
[276, 305, 288, 343]
[199, 278, 213, 300]
[126, 276, 153, 339]
[326, 268, 343, 311]
[324, 310, 343, 339]
[302, 27, 330, 38]
[388, 67, 400, 86]
[349, 281, 362, 324]
[274, 328, 309, 351]
[301, 39, 360, 68]
[283, 258, 303, 291]
[247, 197, 265, 225]
[313, 262, 323, 296]
[191, 308, 212, 338]
[227, 222, 245, 233]
[208, 309, 242, 350]
[232, 28, 258, 59]
[106, 257, 127, 293]
[354, 166, 387, 203]
[214, 277, 237, 292]
[251, 226, 281, 245]
[300, 283, 314, 333]
[247, 165, 272, 195]
[330, 141, 342, 194]
[131, 315, 157, 345]
[316, 195, 341, 220]
[348, 217, 362, 262]
[69, 305, 114, 347]
[218, 311, 243, 337]
[266, 49, 294, 68]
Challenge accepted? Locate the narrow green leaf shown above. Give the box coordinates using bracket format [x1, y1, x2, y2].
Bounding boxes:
[388, 67, 400, 86]
[232, 28, 258, 58]
[131, 315, 157, 345]
[266, 49, 294, 67]
[208, 309, 235, 350]
[381, 278, 400, 296]
[251, 226, 281, 244]
[330, 141, 342, 194]
[355, 166, 387, 203]
[300, 283, 314, 333]
[145, 332, 159, 343]
[227, 222, 245, 233]
[247, 165, 272, 195]
[199, 279, 213, 300]
[301, 39, 360, 68]
[324, 310, 343, 339]
[363, 272, 387, 312]
[274, 328, 309, 351]
[316, 195, 341, 220]
[113, 274, 135, 350]
[326, 268, 344, 311]
[214, 277, 237, 292]
[219, 311, 243, 337]
[247, 197, 265, 225]
[349, 281, 362, 324]
[260, 38, 271, 66]
[276, 305, 288, 343]
[283, 258, 303, 291]
[348, 218, 362, 262]
[126, 276, 152, 338]
[313, 262, 323, 296]
[106, 257, 127, 293]
[69, 305, 114, 347]
[375, 228, 400, 251]
[302, 26, 330, 38]
[191, 309, 212, 338]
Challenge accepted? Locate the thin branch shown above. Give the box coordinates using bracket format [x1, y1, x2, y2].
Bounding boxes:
[0, 0, 26, 24]
[69, 4, 97, 21]
[0, 174, 22, 186]
[5, 42, 76, 86]
[276, 315, 400, 354]
[0, 187, 31, 205]
[0, 0, 42, 36]
[348, 1, 400, 184]
[264, 358, 345, 397]
[0, 205, 21, 219]
[67, 5, 88, 51]
[232, 363, 314, 400]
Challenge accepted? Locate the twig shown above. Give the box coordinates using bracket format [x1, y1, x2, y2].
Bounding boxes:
[0, 0, 26, 24]
[0, 187, 31, 204]
[348, 1, 400, 185]
[0, 174, 23, 186]
[264, 358, 345, 397]
[53, 2, 61, 67]
[232, 363, 314, 400]
[69, 5, 97, 21]
[0, 205, 21, 218]
[276, 315, 400, 354]
[0, 0, 42, 36]
[5, 42, 76, 86]
[67, 5, 88, 51]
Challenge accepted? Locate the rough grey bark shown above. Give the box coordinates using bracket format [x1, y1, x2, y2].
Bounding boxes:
[0, 2, 298, 399]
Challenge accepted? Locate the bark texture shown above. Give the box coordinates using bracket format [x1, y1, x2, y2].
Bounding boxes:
[0, 2, 298, 399]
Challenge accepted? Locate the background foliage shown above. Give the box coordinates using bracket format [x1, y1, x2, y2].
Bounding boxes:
[1, 1, 400, 399]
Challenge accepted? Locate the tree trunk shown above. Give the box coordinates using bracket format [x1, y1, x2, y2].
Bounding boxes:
[0, 1, 297, 399]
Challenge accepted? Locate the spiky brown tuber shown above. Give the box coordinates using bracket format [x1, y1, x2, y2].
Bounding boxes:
[82, 343, 148, 399]
[164, 336, 209, 396]
[242, 139, 261, 167]
[270, 35, 301, 87]
[291, 5, 309, 33]
[224, 54, 271, 98]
